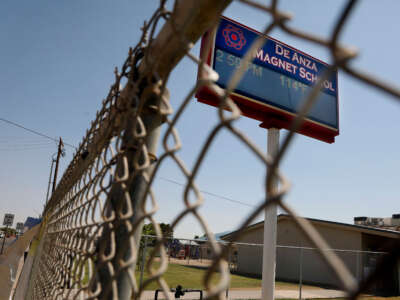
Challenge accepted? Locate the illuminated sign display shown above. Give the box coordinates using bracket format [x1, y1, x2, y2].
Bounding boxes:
[196, 17, 339, 143]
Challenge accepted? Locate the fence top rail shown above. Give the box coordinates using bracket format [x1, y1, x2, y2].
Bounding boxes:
[141, 234, 388, 254]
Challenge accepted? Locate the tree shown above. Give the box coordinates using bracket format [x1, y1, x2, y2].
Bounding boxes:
[159, 223, 173, 239]
[0, 227, 17, 237]
[137, 223, 174, 270]
[142, 223, 173, 238]
[141, 223, 173, 246]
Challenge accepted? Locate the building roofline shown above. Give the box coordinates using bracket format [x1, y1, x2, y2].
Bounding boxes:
[221, 214, 400, 240]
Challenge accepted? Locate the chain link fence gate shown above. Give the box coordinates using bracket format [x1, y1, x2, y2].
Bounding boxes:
[24, 0, 400, 299]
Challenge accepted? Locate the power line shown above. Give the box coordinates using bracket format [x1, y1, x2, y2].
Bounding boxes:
[0, 142, 54, 146]
[159, 177, 255, 208]
[0, 117, 77, 149]
[0, 147, 55, 151]
[0, 140, 55, 151]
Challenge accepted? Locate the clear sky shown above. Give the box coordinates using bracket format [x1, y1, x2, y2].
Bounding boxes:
[0, 0, 399, 238]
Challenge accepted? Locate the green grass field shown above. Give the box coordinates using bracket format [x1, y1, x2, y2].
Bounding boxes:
[71, 259, 400, 299]
[136, 262, 313, 291]
[309, 298, 400, 300]
[28, 239, 39, 256]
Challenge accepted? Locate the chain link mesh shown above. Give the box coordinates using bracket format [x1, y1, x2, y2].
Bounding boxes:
[27, 0, 400, 299]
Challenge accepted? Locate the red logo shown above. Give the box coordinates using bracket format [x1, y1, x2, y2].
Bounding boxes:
[222, 25, 246, 50]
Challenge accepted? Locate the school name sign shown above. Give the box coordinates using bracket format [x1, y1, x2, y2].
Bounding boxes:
[196, 17, 339, 143]
[254, 45, 336, 93]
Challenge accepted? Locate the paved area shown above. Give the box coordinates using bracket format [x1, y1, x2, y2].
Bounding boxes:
[0, 226, 39, 300]
[141, 288, 346, 299]
[159, 257, 213, 268]
[12, 251, 34, 300]
[43, 287, 347, 299]
[0, 237, 16, 254]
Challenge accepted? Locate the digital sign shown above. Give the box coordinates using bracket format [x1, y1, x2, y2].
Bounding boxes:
[196, 17, 339, 143]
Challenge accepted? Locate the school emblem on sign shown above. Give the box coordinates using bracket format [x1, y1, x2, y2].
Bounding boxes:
[222, 24, 246, 50]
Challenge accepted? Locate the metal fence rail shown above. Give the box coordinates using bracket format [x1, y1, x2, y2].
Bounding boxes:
[26, 0, 400, 299]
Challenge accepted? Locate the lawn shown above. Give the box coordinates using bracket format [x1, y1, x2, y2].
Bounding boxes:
[136, 262, 312, 291]
[28, 239, 39, 256]
[308, 298, 400, 300]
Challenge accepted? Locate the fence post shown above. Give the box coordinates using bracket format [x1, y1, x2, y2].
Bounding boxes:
[356, 251, 360, 283]
[298, 247, 303, 300]
[95, 91, 166, 300]
[168, 239, 171, 263]
[94, 2, 232, 299]
[226, 247, 230, 299]
[139, 236, 148, 288]
[187, 241, 191, 265]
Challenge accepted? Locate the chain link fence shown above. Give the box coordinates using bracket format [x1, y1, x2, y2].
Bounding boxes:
[24, 0, 400, 299]
[135, 235, 387, 299]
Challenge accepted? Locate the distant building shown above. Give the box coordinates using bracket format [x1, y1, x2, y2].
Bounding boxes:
[221, 214, 400, 296]
[354, 214, 400, 231]
[23, 217, 41, 232]
[193, 231, 236, 261]
[195, 231, 233, 243]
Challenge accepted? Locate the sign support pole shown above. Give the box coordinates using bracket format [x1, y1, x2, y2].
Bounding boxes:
[262, 128, 279, 300]
[1, 224, 9, 255]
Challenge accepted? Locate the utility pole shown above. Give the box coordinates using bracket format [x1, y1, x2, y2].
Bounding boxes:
[52, 138, 64, 194]
[45, 156, 56, 204]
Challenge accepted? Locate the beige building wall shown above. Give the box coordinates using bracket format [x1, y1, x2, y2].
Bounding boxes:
[234, 218, 362, 287]
[276, 219, 362, 287]
[235, 227, 263, 275]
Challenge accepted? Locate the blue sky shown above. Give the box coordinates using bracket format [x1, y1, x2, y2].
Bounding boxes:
[0, 0, 399, 238]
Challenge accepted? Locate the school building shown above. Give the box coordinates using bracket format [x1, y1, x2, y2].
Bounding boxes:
[221, 214, 400, 295]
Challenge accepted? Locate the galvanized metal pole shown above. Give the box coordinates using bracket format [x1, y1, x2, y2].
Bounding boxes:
[299, 247, 303, 300]
[98, 108, 164, 300]
[139, 236, 148, 288]
[226, 247, 231, 299]
[168, 242, 171, 263]
[356, 251, 360, 283]
[95, 2, 232, 298]
[188, 240, 191, 265]
[261, 128, 279, 300]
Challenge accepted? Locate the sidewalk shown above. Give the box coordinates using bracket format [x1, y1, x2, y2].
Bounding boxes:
[12, 251, 34, 300]
[47, 287, 347, 299]
[8, 253, 25, 299]
[141, 288, 346, 299]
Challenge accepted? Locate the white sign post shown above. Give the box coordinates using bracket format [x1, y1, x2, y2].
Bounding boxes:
[196, 16, 338, 300]
[261, 128, 280, 300]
